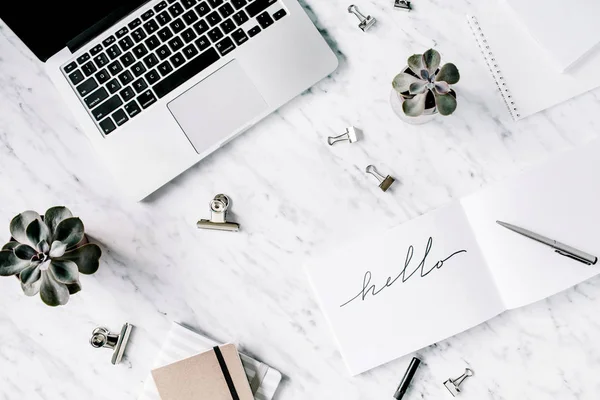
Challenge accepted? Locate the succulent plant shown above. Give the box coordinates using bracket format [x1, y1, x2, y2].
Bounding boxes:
[392, 48, 460, 117]
[0, 207, 101, 307]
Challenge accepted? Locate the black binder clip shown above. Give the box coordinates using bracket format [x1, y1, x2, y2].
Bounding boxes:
[394, 0, 412, 11]
[366, 165, 396, 192]
[197, 194, 240, 232]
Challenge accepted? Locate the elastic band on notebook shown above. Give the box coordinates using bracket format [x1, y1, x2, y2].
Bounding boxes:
[214, 346, 241, 400]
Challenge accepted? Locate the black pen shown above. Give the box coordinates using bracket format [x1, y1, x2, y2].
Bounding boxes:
[394, 357, 421, 400]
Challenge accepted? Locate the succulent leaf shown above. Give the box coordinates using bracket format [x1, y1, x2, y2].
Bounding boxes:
[57, 244, 102, 275]
[409, 81, 428, 95]
[44, 207, 73, 237]
[49, 241, 67, 258]
[434, 92, 458, 116]
[14, 244, 36, 261]
[53, 217, 84, 249]
[2, 242, 19, 251]
[420, 69, 430, 81]
[434, 81, 450, 94]
[21, 279, 42, 297]
[407, 54, 424, 76]
[20, 264, 41, 285]
[402, 92, 428, 117]
[10, 211, 41, 246]
[0, 250, 29, 276]
[436, 63, 460, 84]
[392, 72, 421, 93]
[423, 49, 441, 75]
[66, 281, 82, 295]
[40, 270, 70, 307]
[49, 260, 79, 284]
[26, 219, 50, 252]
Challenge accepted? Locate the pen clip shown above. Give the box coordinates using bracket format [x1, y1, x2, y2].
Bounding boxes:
[555, 249, 595, 266]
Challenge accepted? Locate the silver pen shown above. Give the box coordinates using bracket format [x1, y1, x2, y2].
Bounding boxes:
[496, 221, 598, 266]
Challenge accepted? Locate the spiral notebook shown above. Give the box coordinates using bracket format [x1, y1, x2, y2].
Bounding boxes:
[467, 1, 600, 121]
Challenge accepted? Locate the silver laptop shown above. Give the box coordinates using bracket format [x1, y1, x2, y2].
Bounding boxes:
[1, 0, 337, 200]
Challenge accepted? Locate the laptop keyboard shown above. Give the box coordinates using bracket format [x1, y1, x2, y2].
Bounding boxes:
[62, 0, 288, 136]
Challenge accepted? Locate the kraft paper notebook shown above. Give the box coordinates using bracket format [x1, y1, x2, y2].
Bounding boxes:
[305, 141, 600, 376]
[466, 1, 600, 121]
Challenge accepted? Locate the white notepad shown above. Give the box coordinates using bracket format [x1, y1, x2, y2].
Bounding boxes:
[467, 1, 600, 121]
[504, 0, 600, 72]
[306, 141, 600, 375]
[138, 323, 282, 400]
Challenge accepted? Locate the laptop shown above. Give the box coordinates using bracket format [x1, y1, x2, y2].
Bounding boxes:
[0, 0, 337, 200]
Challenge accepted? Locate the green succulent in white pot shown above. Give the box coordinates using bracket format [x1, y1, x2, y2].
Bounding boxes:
[0, 207, 102, 307]
[392, 48, 460, 118]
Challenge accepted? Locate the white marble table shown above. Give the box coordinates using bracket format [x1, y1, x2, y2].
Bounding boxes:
[1, 0, 600, 399]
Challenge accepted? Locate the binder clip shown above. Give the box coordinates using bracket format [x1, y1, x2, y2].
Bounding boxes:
[443, 368, 474, 397]
[90, 323, 133, 365]
[366, 165, 396, 192]
[328, 126, 361, 145]
[197, 194, 240, 232]
[394, 0, 412, 11]
[348, 5, 376, 32]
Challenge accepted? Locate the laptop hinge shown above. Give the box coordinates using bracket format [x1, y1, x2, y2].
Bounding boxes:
[67, 1, 149, 54]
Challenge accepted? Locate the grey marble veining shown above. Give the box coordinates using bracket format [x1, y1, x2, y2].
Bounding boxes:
[1, 0, 600, 399]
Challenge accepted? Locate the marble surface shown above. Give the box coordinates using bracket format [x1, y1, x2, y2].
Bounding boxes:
[1, 0, 600, 399]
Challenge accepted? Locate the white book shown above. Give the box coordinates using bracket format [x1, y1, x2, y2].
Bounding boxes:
[305, 141, 600, 376]
[467, 1, 600, 121]
[504, 0, 600, 72]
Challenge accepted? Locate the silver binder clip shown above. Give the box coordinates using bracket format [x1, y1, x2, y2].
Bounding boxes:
[197, 194, 240, 232]
[394, 0, 412, 11]
[443, 368, 474, 397]
[366, 165, 396, 192]
[328, 126, 361, 146]
[90, 323, 134, 365]
[348, 5, 376, 32]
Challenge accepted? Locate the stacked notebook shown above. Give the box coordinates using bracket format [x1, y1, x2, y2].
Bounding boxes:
[467, 0, 600, 120]
[138, 323, 282, 400]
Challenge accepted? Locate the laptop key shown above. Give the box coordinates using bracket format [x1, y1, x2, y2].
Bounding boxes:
[143, 54, 160, 68]
[84, 87, 109, 109]
[116, 27, 129, 38]
[215, 37, 235, 56]
[170, 18, 186, 34]
[133, 43, 149, 59]
[232, 10, 248, 26]
[132, 62, 147, 77]
[120, 86, 136, 102]
[158, 27, 174, 42]
[220, 19, 236, 34]
[183, 10, 199, 25]
[181, 28, 197, 43]
[208, 0, 224, 8]
[207, 11, 222, 26]
[128, 18, 142, 29]
[231, 28, 248, 45]
[133, 78, 148, 93]
[157, 45, 172, 60]
[112, 109, 129, 126]
[208, 27, 224, 42]
[168, 37, 184, 51]
[246, 0, 277, 18]
[108, 60, 123, 75]
[93, 95, 123, 121]
[99, 117, 116, 135]
[182, 0, 197, 9]
[95, 69, 111, 84]
[153, 48, 220, 98]
[231, 0, 247, 9]
[77, 53, 91, 64]
[145, 69, 161, 85]
[137, 90, 157, 109]
[120, 52, 135, 67]
[182, 43, 199, 59]
[64, 62, 78, 74]
[168, 3, 184, 17]
[170, 52, 186, 68]
[94, 53, 109, 68]
[90, 44, 104, 56]
[107, 44, 122, 59]
[273, 9, 287, 20]
[154, 1, 168, 11]
[81, 61, 97, 76]
[68, 70, 84, 85]
[194, 35, 210, 51]
[141, 9, 155, 21]
[118, 70, 134, 85]
[218, 3, 234, 18]
[106, 79, 122, 94]
[145, 35, 162, 50]
[144, 20, 159, 34]
[195, 1, 210, 17]
[247, 25, 261, 37]
[77, 77, 98, 96]
[158, 61, 174, 76]
[103, 35, 116, 47]
[125, 100, 142, 118]
[256, 12, 274, 29]
[119, 37, 135, 51]
[193, 20, 209, 35]
[132, 28, 147, 42]
[157, 11, 172, 26]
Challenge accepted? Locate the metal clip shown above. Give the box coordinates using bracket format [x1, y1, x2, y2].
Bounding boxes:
[348, 5, 376, 32]
[197, 194, 240, 232]
[90, 323, 133, 365]
[443, 368, 474, 397]
[366, 165, 396, 192]
[328, 126, 361, 146]
[394, 0, 412, 11]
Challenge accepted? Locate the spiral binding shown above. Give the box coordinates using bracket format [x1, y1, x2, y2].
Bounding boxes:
[468, 15, 521, 120]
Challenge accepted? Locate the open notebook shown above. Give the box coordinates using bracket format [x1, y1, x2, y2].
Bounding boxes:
[306, 141, 600, 376]
[467, 1, 600, 120]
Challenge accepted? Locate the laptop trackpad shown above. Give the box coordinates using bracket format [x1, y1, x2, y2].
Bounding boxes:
[168, 60, 268, 154]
